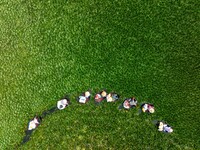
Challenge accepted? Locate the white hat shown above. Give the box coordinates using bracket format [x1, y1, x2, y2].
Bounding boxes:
[149, 108, 155, 113]
[85, 91, 90, 98]
[168, 128, 173, 133]
[101, 91, 107, 97]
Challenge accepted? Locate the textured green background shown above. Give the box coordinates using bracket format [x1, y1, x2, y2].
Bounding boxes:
[0, 0, 199, 149]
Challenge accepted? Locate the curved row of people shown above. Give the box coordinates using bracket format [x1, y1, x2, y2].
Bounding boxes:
[22, 89, 173, 145]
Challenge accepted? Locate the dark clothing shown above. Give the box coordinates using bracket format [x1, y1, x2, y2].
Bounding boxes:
[21, 116, 42, 145]
[41, 106, 58, 118]
[21, 130, 34, 145]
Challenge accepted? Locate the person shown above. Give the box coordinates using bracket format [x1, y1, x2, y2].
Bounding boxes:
[106, 93, 119, 102]
[141, 103, 155, 113]
[57, 98, 70, 110]
[157, 121, 173, 133]
[121, 97, 137, 109]
[78, 91, 91, 104]
[41, 96, 70, 118]
[95, 90, 107, 103]
[21, 116, 42, 145]
[28, 116, 42, 130]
